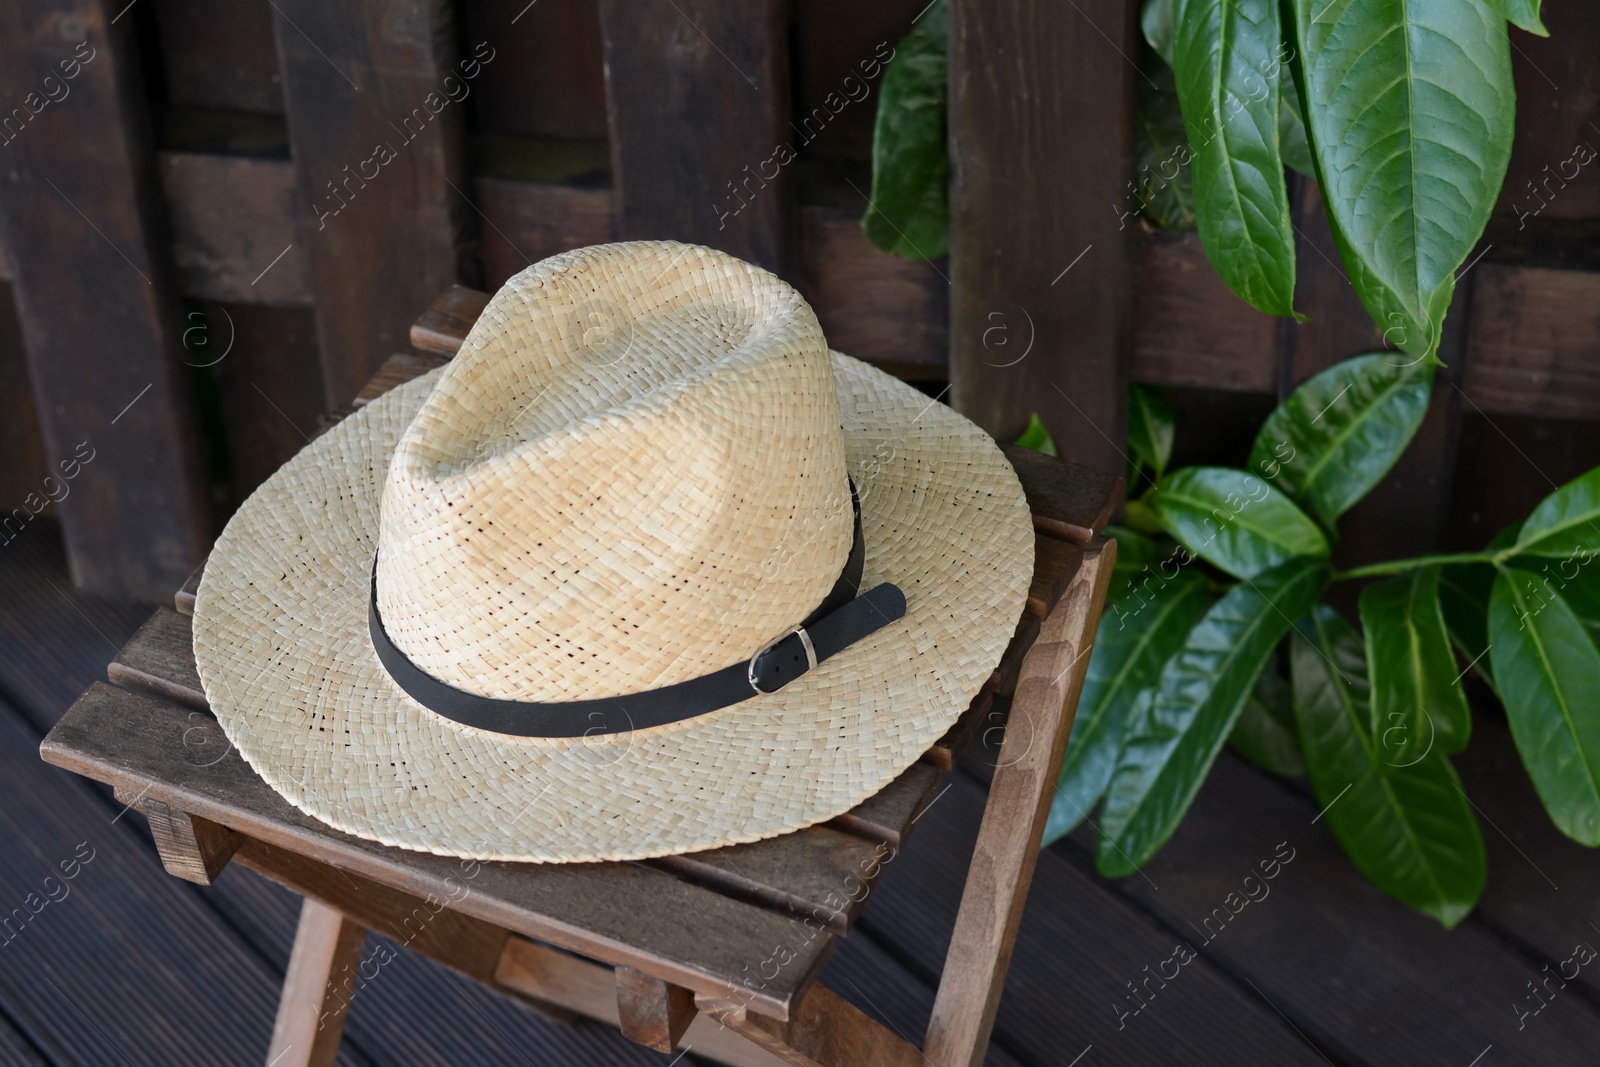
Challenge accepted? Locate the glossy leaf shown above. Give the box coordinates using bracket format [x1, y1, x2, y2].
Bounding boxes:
[1228, 664, 1304, 776]
[1248, 354, 1433, 525]
[1106, 525, 1162, 601]
[1547, 560, 1600, 643]
[1288, 0, 1515, 363]
[1279, 67, 1315, 177]
[1014, 413, 1058, 457]
[1360, 567, 1471, 767]
[1438, 563, 1496, 692]
[1488, 567, 1600, 845]
[1510, 467, 1600, 560]
[1291, 607, 1485, 926]
[1128, 384, 1176, 480]
[1172, 0, 1297, 316]
[1142, 0, 1175, 64]
[1044, 571, 1210, 845]
[1098, 558, 1328, 875]
[1150, 466, 1329, 579]
[1135, 55, 1198, 231]
[862, 0, 948, 259]
[1486, 0, 1547, 36]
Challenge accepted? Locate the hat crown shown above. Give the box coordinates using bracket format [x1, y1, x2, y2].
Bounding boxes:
[375, 243, 853, 702]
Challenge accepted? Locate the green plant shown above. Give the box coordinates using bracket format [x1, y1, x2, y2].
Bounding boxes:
[864, 0, 1543, 364]
[1021, 359, 1600, 926]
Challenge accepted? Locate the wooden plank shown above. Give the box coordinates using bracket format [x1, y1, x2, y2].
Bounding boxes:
[494, 937, 792, 1067]
[0, 1, 212, 600]
[476, 177, 614, 288]
[1330, 281, 1473, 565]
[460, 0, 608, 140]
[1465, 264, 1600, 420]
[152, 0, 285, 115]
[826, 763, 943, 850]
[410, 284, 491, 359]
[1025, 534, 1085, 621]
[597, 0, 792, 272]
[176, 562, 203, 616]
[271, 0, 467, 407]
[0, 282, 50, 523]
[107, 606, 206, 712]
[615, 965, 698, 1052]
[865, 771, 1329, 1064]
[234, 836, 511, 985]
[1457, 714, 1600, 1003]
[0, 695, 288, 1064]
[1096, 751, 1600, 1064]
[798, 205, 947, 369]
[1000, 443, 1123, 543]
[701, 983, 924, 1067]
[925, 539, 1114, 1067]
[647, 827, 891, 936]
[140, 797, 242, 885]
[353, 353, 446, 407]
[1281, 177, 1387, 386]
[206, 845, 690, 1064]
[211, 302, 327, 498]
[948, 0, 1135, 472]
[796, 1, 925, 164]
[160, 154, 310, 305]
[1131, 229, 1279, 393]
[104, 603, 953, 935]
[42, 682, 834, 1021]
[267, 896, 367, 1067]
[1493, 4, 1600, 223]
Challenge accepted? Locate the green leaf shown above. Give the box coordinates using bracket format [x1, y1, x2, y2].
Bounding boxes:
[1150, 466, 1329, 579]
[1044, 571, 1211, 845]
[1124, 498, 1166, 536]
[1134, 51, 1198, 231]
[1488, 567, 1600, 845]
[1546, 560, 1600, 644]
[1106, 525, 1162, 601]
[862, 0, 948, 260]
[1014, 413, 1058, 457]
[1278, 66, 1315, 177]
[1287, 0, 1516, 364]
[1248, 354, 1433, 525]
[1172, 0, 1297, 316]
[1128, 385, 1175, 480]
[1098, 557, 1328, 875]
[1438, 563, 1496, 691]
[1228, 664, 1305, 775]
[1142, 0, 1176, 64]
[1360, 567, 1471, 767]
[1291, 607, 1485, 926]
[1510, 467, 1600, 559]
[1486, 0, 1548, 36]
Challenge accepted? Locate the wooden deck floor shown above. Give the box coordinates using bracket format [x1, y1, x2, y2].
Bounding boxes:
[4, 517, 1600, 1066]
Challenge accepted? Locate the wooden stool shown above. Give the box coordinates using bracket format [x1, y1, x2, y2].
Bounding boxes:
[40, 287, 1120, 1067]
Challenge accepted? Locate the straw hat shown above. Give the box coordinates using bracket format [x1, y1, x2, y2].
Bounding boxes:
[194, 241, 1032, 863]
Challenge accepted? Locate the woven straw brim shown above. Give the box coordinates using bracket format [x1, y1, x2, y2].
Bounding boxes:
[194, 353, 1032, 862]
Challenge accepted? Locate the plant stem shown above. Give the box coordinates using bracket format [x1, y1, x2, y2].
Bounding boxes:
[1330, 552, 1499, 582]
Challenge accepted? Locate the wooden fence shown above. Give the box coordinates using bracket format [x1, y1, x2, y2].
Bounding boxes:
[0, 0, 1595, 599]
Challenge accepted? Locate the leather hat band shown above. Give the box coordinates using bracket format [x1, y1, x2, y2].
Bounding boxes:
[368, 479, 906, 737]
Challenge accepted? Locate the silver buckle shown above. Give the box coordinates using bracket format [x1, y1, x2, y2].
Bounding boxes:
[748, 627, 818, 695]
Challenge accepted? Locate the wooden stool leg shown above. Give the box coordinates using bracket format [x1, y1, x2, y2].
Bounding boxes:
[924, 541, 1114, 1067]
[266, 897, 367, 1067]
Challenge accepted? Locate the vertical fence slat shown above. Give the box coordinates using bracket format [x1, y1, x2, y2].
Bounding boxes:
[0, 0, 211, 599]
[597, 0, 791, 274]
[271, 0, 467, 408]
[948, 0, 1136, 474]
